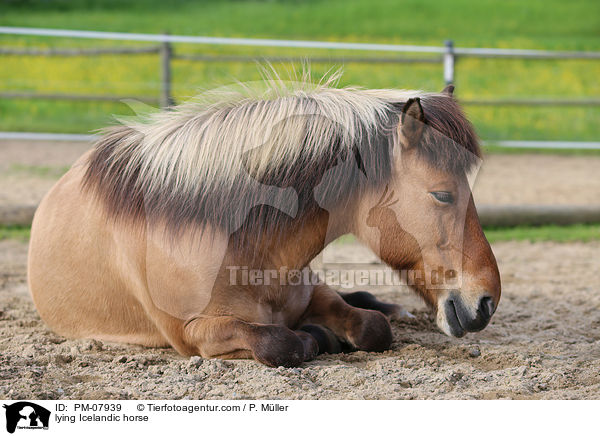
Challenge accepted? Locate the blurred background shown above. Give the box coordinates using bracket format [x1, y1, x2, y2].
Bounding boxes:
[0, 0, 598, 139]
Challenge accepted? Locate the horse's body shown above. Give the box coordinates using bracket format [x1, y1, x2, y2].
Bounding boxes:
[29, 78, 501, 366]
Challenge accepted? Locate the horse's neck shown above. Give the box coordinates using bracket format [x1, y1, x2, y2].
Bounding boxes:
[231, 207, 342, 271]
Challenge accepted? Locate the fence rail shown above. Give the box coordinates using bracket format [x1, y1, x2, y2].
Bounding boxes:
[3, 26, 600, 58]
[1, 26, 599, 148]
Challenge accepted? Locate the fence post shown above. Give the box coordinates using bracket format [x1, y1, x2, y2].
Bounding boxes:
[159, 32, 173, 108]
[443, 39, 455, 85]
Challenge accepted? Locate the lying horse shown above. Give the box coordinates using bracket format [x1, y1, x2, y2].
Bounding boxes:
[28, 78, 501, 367]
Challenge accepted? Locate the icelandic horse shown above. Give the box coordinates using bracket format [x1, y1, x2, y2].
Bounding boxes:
[29, 77, 500, 367]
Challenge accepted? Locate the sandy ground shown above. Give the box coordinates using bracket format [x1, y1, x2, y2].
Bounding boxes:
[1, 140, 600, 206]
[1, 237, 599, 400]
[0, 141, 91, 206]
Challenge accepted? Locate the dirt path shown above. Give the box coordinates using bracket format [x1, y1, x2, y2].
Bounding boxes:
[1, 140, 600, 207]
[0, 140, 90, 206]
[473, 154, 600, 206]
[1, 239, 599, 400]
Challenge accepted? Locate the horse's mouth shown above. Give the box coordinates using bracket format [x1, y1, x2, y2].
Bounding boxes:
[444, 299, 466, 338]
[441, 292, 495, 337]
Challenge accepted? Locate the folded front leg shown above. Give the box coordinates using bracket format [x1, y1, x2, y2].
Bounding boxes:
[299, 284, 393, 352]
[183, 316, 318, 367]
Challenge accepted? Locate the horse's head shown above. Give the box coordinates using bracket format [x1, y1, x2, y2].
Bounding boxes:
[356, 89, 501, 338]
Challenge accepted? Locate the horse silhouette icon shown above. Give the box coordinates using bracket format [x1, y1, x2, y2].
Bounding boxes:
[3, 402, 50, 433]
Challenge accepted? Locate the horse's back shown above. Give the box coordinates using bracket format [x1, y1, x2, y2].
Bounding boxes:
[27, 152, 166, 346]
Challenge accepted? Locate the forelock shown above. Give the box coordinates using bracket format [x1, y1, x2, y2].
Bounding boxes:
[414, 94, 481, 174]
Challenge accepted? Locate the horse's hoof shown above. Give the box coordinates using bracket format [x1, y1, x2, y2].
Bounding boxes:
[300, 324, 343, 355]
[346, 309, 393, 352]
[295, 330, 319, 361]
[249, 325, 306, 367]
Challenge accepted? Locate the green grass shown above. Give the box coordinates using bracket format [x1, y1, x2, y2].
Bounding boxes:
[0, 0, 598, 141]
[8, 164, 71, 178]
[0, 225, 31, 242]
[484, 224, 600, 243]
[2, 0, 598, 49]
[482, 145, 600, 156]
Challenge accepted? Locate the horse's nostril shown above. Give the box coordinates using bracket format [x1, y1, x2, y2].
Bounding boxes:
[479, 296, 495, 320]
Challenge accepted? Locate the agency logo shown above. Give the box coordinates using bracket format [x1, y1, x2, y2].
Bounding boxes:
[2, 402, 50, 433]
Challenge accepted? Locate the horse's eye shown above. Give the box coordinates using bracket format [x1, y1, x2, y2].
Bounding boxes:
[430, 191, 454, 204]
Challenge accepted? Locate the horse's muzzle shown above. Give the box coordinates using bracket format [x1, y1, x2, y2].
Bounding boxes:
[442, 292, 496, 337]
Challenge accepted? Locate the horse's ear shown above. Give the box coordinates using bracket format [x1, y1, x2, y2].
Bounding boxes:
[399, 97, 426, 149]
[441, 84, 455, 96]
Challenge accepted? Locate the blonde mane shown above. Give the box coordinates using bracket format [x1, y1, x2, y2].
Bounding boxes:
[83, 71, 479, 239]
